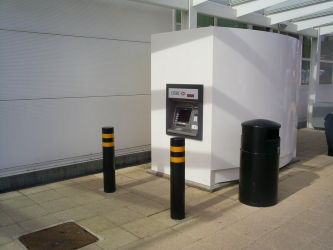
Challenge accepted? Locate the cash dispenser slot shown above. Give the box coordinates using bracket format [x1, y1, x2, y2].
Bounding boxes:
[166, 84, 203, 140]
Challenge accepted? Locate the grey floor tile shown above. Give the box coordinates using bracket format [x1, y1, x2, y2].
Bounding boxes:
[0, 129, 332, 250]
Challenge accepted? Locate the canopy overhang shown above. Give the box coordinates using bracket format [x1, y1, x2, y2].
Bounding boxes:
[132, 0, 333, 37]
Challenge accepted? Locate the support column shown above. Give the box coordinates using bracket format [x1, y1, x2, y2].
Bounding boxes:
[299, 35, 304, 88]
[181, 0, 197, 29]
[299, 35, 304, 51]
[297, 35, 303, 128]
[214, 16, 218, 26]
[307, 34, 321, 128]
[181, 11, 188, 30]
[188, 0, 197, 29]
[172, 9, 176, 31]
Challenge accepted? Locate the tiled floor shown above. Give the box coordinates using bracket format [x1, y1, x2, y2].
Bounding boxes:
[1, 128, 333, 250]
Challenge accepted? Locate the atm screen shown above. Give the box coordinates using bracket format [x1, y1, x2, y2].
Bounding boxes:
[175, 107, 192, 123]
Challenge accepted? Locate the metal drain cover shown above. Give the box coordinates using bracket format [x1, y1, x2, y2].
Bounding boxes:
[19, 222, 98, 250]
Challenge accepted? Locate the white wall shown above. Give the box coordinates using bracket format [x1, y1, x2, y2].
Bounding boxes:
[151, 27, 299, 187]
[0, 0, 171, 177]
[212, 29, 299, 178]
[151, 28, 214, 186]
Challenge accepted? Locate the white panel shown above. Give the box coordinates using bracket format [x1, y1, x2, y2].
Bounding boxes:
[197, 1, 236, 20]
[0, 0, 171, 42]
[151, 27, 299, 187]
[296, 14, 333, 31]
[319, 24, 333, 35]
[264, 0, 327, 14]
[0, 96, 150, 171]
[151, 28, 214, 186]
[212, 29, 299, 175]
[130, 0, 188, 10]
[193, 0, 208, 6]
[268, 2, 333, 25]
[0, 0, 171, 175]
[233, 0, 289, 17]
[0, 30, 150, 100]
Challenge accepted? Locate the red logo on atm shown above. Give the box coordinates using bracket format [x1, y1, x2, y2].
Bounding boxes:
[187, 94, 194, 97]
[180, 91, 186, 96]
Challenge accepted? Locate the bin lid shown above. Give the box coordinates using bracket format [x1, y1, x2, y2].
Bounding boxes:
[325, 113, 333, 120]
[242, 119, 281, 129]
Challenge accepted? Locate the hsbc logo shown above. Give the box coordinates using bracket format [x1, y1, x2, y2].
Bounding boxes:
[170, 90, 180, 96]
[169, 88, 199, 100]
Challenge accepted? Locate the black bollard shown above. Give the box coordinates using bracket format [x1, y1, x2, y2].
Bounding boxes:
[102, 127, 116, 193]
[170, 137, 185, 220]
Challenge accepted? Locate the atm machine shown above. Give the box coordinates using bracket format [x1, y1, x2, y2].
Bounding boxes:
[151, 27, 299, 190]
[166, 84, 203, 140]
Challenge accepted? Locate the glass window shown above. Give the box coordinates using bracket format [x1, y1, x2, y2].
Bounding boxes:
[319, 62, 333, 84]
[288, 33, 299, 40]
[217, 18, 247, 29]
[197, 14, 214, 28]
[321, 35, 333, 61]
[302, 36, 311, 59]
[176, 10, 181, 23]
[253, 26, 270, 31]
[301, 60, 310, 85]
[176, 10, 181, 31]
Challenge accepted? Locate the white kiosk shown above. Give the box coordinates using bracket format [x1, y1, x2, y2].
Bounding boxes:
[151, 27, 300, 190]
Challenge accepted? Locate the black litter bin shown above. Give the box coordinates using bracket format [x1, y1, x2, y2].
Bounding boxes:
[239, 119, 281, 207]
[324, 113, 333, 157]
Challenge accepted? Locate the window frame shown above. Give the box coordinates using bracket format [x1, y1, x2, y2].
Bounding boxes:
[319, 35, 333, 85]
[319, 60, 333, 85]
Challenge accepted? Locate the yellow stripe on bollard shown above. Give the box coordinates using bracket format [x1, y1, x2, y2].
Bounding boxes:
[102, 142, 114, 147]
[170, 157, 185, 163]
[170, 146, 185, 152]
[102, 133, 114, 139]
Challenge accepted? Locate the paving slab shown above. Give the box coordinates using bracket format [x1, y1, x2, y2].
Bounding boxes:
[1, 128, 333, 250]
